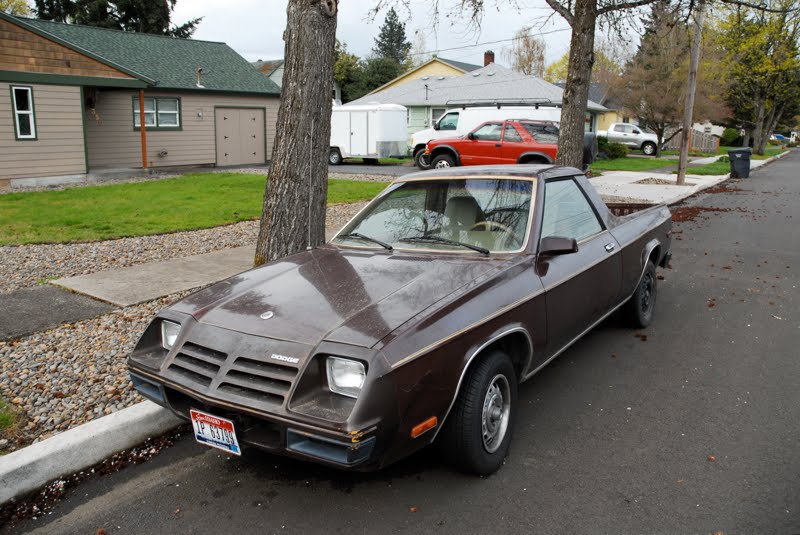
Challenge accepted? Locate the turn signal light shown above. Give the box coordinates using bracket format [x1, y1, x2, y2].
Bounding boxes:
[410, 416, 438, 438]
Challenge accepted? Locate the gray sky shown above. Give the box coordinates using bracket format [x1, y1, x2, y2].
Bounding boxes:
[172, 0, 574, 67]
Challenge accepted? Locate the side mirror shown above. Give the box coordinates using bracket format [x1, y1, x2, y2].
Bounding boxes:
[539, 236, 578, 256]
[433, 122, 440, 131]
[467, 132, 475, 140]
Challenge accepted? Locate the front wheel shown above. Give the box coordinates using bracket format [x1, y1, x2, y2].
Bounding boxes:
[438, 350, 517, 475]
[414, 149, 431, 170]
[641, 142, 657, 156]
[625, 260, 657, 327]
[431, 154, 455, 169]
[328, 148, 342, 165]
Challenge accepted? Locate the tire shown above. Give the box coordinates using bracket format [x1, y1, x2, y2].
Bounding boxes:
[438, 350, 517, 475]
[641, 142, 657, 156]
[414, 149, 431, 170]
[431, 154, 455, 169]
[626, 260, 657, 328]
[328, 148, 342, 165]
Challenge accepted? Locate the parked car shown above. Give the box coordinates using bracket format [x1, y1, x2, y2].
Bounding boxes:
[597, 123, 659, 155]
[128, 165, 672, 475]
[424, 120, 597, 171]
[411, 105, 562, 168]
[329, 103, 408, 165]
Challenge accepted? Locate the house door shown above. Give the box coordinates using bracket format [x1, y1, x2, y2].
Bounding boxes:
[215, 108, 266, 166]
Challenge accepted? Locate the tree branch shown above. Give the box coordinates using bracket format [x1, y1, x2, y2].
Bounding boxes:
[543, 0, 574, 25]
[717, 0, 800, 13]
[598, 0, 661, 16]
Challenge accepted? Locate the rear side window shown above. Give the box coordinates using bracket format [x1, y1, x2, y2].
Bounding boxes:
[613, 124, 632, 133]
[522, 123, 559, 144]
[541, 179, 603, 242]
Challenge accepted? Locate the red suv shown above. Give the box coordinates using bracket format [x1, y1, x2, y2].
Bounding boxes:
[425, 120, 560, 169]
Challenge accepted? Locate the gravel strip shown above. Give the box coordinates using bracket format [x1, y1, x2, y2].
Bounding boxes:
[0, 291, 190, 452]
[0, 203, 368, 295]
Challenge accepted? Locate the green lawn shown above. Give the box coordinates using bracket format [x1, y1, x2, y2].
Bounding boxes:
[0, 399, 16, 433]
[0, 173, 389, 246]
[675, 161, 731, 175]
[591, 158, 675, 172]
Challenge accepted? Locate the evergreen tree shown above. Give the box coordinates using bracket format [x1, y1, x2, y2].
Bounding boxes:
[33, 0, 201, 37]
[372, 8, 411, 64]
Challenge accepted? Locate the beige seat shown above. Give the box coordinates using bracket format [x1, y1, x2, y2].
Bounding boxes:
[444, 196, 485, 230]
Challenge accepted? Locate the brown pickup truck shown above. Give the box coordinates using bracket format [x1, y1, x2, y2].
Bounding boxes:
[128, 165, 672, 475]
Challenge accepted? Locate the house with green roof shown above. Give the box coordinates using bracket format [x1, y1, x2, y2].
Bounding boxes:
[0, 12, 281, 186]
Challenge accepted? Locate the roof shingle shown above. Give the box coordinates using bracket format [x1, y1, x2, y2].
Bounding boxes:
[17, 16, 280, 95]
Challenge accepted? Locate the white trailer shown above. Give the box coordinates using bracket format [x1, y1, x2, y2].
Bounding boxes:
[329, 103, 407, 165]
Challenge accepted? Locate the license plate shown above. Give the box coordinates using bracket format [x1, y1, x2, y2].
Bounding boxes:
[190, 409, 241, 456]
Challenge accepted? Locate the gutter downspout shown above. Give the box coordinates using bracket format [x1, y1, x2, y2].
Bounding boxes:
[139, 90, 148, 169]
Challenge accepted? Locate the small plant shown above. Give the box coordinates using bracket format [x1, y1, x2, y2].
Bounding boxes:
[604, 142, 630, 159]
[720, 127, 741, 146]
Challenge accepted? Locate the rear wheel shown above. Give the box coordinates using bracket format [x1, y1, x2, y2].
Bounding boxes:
[642, 142, 657, 156]
[626, 261, 657, 327]
[328, 148, 342, 165]
[414, 149, 430, 169]
[431, 154, 455, 169]
[439, 350, 517, 475]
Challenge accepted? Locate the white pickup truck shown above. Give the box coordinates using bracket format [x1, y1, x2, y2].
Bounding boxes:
[597, 123, 659, 156]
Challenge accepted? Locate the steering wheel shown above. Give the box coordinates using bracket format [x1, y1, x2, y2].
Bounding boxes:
[469, 220, 522, 247]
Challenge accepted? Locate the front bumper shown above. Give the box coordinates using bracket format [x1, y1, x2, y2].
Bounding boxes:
[130, 371, 379, 469]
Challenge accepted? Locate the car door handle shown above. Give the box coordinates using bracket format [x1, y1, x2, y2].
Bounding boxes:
[495, 143, 501, 147]
[604, 243, 616, 252]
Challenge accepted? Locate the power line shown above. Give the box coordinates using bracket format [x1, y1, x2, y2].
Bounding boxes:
[409, 27, 570, 56]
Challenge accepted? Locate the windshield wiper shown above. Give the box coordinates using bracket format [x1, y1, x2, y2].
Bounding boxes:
[337, 232, 393, 250]
[398, 235, 489, 255]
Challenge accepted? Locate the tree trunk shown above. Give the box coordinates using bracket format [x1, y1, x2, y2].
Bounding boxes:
[751, 99, 766, 155]
[254, 0, 338, 266]
[555, 0, 596, 169]
[676, 0, 705, 186]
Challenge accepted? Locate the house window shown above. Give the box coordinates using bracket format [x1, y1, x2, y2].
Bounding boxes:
[133, 97, 181, 129]
[11, 86, 36, 140]
[431, 108, 446, 126]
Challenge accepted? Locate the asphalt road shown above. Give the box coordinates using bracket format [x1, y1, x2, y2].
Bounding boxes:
[8, 153, 800, 535]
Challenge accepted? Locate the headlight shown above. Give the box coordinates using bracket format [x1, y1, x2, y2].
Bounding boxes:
[161, 320, 181, 350]
[326, 357, 366, 399]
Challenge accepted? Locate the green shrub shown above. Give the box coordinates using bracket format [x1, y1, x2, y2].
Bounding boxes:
[605, 142, 630, 159]
[597, 135, 610, 153]
[721, 127, 741, 146]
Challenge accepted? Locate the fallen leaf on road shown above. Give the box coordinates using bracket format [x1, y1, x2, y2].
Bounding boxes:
[707, 455, 716, 462]
[409, 506, 419, 513]
[772, 315, 783, 320]
[611, 353, 618, 359]
[96, 530, 106, 535]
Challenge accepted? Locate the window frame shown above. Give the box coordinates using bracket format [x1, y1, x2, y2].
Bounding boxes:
[132, 96, 182, 131]
[539, 177, 606, 245]
[502, 123, 523, 143]
[11, 85, 37, 141]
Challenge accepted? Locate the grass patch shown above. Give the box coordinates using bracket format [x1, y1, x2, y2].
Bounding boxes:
[378, 157, 412, 164]
[674, 161, 731, 175]
[0, 173, 389, 246]
[0, 399, 17, 432]
[660, 149, 717, 157]
[591, 158, 675, 172]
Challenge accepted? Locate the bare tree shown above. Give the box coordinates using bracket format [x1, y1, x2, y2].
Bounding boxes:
[254, 0, 338, 265]
[504, 27, 547, 77]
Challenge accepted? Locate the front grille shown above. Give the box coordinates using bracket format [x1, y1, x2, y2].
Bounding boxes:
[167, 342, 227, 388]
[219, 354, 298, 407]
[166, 339, 300, 411]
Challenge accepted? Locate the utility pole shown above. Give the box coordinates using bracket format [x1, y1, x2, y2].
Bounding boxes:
[676, 0, 706, 185]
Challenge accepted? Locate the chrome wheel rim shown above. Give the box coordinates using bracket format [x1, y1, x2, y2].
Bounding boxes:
[434, 159, 451, 168]
[482, 374, 511, 453]
[643, 144, 655, 155]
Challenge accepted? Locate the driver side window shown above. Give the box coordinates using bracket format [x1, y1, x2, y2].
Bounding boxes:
[541, 179, 603, 242]
[472, 123, 502, 141]
[438, 112, 459, 131]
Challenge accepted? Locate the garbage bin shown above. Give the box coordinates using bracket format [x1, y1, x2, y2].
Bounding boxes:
[728, 148, 752, 178]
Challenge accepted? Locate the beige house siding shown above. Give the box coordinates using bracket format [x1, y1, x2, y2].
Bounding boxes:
[0, 82, 86, 180]
[85, 90, 279, 169]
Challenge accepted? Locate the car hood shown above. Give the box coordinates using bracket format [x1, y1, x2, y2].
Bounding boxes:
[171, 246, 501, 349]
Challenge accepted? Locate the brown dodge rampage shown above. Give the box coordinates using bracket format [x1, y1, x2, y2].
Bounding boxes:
[128, 165, 672, 475]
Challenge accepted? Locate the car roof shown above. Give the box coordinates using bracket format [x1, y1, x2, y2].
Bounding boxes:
[397, 165, 582, 181]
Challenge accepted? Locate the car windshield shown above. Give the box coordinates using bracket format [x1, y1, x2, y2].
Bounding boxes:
[334, 178, 534, 253]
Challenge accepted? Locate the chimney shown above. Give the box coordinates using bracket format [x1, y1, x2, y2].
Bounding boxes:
[484, 50, 495, 66]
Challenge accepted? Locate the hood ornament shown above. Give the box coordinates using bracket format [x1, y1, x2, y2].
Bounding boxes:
[260, 311, 274, 320]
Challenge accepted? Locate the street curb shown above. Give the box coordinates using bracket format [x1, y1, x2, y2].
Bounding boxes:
[0, 400, 182, 505]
